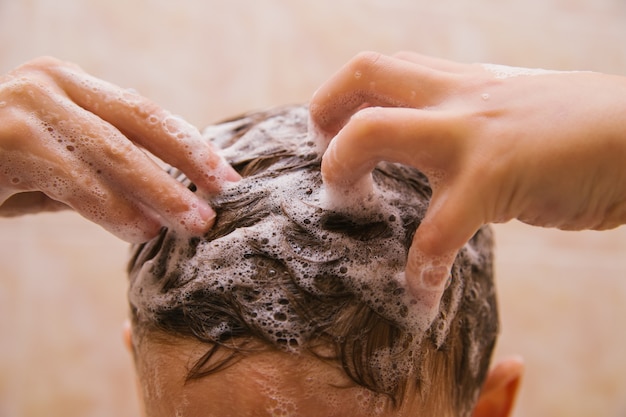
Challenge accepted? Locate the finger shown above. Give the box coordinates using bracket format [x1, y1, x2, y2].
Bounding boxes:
[53, 105, 218, 238]
[2, 64, 217, 240]
[405, 185, 485, 309]
[319, 104, 486, 309]
[0, 120, 164, 241]
[310, 51, 456, 136]
[57, 174, 165, 243]
[321, 106, 464, 187]
[16, 88, 217, 240]
[47, 59, 240, 193]
[392, 51, 470, 73]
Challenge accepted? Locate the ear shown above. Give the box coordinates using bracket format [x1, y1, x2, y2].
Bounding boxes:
[122, 319, 133, 353]
[472, 356, 524, 417]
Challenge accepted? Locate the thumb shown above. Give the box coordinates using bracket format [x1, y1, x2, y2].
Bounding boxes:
[405, 186, 484, 321]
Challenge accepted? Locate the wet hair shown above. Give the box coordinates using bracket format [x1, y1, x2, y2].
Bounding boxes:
[127, 105, 498, 416]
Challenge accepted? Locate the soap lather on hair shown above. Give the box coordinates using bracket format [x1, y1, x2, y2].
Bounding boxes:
[127, 105, 497, 414]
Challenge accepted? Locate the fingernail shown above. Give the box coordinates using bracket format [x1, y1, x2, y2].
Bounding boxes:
[176, 199, 215, 236]
[197, 201, 216, 226]
[221, 162, 241, 182]
[210, 151, 241, 183]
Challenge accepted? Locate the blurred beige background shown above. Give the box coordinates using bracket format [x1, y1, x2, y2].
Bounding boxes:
[1, 1, 625, 416]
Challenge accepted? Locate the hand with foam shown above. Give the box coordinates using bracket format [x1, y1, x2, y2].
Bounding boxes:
[0, 57, 240, 242]
[311, 51, 626, 305]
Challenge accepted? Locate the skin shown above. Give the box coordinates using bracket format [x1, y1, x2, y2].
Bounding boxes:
[133, 338, 391, 417]
[310, 51, 626, 308]
[0, 57, 240, 242]
[123, 324, 523, 417]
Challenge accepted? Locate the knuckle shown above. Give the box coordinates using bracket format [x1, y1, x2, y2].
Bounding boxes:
[348, 51, 384, 76]
[392, 50, 413, 60]
[1, 78, 45, 100]
[353, 105, 384, 119]
[23, 56, 64, 71]
[9, 56, 64, 82]
[341, 107, 389, 154]
[350, 107, 387, 134]
[1, 69, 61, 104]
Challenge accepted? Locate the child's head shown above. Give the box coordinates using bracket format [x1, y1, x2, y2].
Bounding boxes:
[126, 106, 522, 417]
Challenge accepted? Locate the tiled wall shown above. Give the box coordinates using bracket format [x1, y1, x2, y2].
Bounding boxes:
[1, 1, 625, 416]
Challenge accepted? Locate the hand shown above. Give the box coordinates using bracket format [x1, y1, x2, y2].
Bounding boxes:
[0, 57, 240, 242]
[310, 51, 626, 306]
